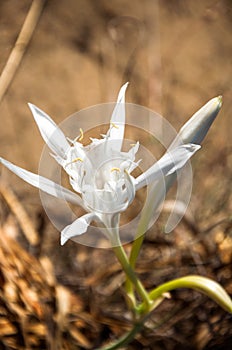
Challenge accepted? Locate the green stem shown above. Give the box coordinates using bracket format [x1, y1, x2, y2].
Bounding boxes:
[129, 175, 175, 269]
[96, 296, 167, 349]
[129, 222, 147, 268]
[106, 216, 151, 311]
[112, 243, 151, 310]
[96, 318, 147, 350]
[125, 205, 151, 299]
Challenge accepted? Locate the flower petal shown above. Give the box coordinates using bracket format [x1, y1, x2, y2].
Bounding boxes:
[108, 82, 129, 150]
[170, 96, 222, 148]
[28, 103, 70, 158]
[135, 144, 201, 190]
[121, 170, 135, 205]
[61, 213, 98, 245]
[0, 157, 83, 206]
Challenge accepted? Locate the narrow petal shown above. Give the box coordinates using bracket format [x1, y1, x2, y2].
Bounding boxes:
[0, 157, 83, 206]
[120, 141, 140, 165]
[170, 96, 222, 148]
[128, 141, 140, 159]
[135, 144, 201, 190]
[124, 170, 136, 204]
[61, 213, 98, 245]
[28, 103, 70, 158]
[108, 82, 129, 150]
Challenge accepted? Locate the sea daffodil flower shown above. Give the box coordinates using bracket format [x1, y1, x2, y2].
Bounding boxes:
[1, 84, 202, 245]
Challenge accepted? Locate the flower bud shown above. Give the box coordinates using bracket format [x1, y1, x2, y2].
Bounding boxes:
[171, 96, 222, 148]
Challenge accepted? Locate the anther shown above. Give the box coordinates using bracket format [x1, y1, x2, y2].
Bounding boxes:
[72, 157, 83, 163]
[65, 157, 83, 167]
[111, 122, 119, 129]
[79, 128, 84, 141]
[111, 167, 120, 172]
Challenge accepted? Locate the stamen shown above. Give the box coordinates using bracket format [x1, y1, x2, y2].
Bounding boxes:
[65, 157, 83, 167]
[111, 122, 119, 129]
[79, 128, 84, 141]
[111, 167, 120, 172]
[72, 157, 83, 163]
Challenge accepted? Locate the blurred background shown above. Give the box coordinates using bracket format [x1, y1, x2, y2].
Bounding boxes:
[0, 1, 232, 349]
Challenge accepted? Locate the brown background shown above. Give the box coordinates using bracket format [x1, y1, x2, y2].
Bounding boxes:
[0, 1, 232, 349]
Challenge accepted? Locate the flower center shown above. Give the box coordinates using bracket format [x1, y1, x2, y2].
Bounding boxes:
[64, 131, 138, 215]
[81, 156, 135, 214]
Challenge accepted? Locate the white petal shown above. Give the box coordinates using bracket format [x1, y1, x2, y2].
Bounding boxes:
[61, 213, 98, 245]
[120, 141, 140, 162]
[108, 82, 129, 150]
[0, 157, 83, 206]
[124, 170, 135, 204]
[122, 142, 140, 173]
[28, 103, 70, 158]
[170, 96, 222, 148]
[128, 141, 140, 159]
[135, 144, 201, 190]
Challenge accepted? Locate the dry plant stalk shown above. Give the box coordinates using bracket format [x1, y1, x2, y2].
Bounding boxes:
[0, 184, 39, 245]
[0, 0, 46, 104]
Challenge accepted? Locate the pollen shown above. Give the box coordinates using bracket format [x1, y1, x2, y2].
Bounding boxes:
[111, 122, 119, 129]
[111, 167, 120, 172]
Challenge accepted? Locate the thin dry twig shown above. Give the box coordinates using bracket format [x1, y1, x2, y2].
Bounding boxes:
[0, 184, 39, 245]
[0, 0, 46, 105]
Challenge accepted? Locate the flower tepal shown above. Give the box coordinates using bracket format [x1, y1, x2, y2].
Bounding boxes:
[1, 83, 203, 245]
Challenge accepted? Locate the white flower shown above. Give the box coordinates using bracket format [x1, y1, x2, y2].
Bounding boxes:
[1, 84, 206, 245]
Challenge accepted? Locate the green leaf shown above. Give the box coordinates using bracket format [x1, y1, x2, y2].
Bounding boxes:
[146, 275, 232, 313]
